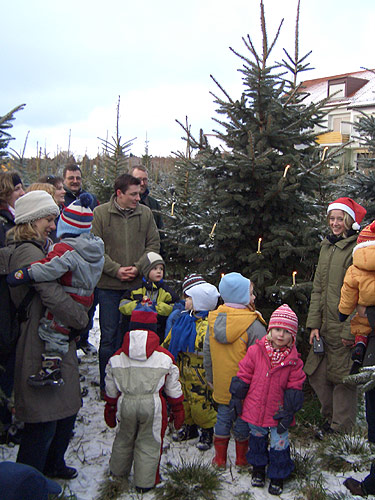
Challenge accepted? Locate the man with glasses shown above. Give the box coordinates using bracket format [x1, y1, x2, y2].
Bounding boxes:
[63, 164, 98, 209]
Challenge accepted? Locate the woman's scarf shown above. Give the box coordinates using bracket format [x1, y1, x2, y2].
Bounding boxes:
[168, 310, 208, 359]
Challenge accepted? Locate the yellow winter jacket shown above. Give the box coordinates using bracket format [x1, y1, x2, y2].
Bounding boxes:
[203, 305, 266, 405]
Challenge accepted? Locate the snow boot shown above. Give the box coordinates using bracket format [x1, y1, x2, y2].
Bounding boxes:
[212, 436, 230, 468]
[172, 424, 199, 442]
[251, 466, 266, 487]
[235, 438, 249, 467]
[268, 478, 284, 495]
[196, 427, 213, 451]
[28, 355, 64, 387]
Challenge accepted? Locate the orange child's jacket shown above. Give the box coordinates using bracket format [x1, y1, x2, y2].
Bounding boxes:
[339, 241, 375, 339]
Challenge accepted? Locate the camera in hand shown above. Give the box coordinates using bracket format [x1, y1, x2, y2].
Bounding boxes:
[313, 337, 324, 355]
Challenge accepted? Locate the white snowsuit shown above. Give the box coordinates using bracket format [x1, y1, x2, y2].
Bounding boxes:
[105, 328, 183, 489]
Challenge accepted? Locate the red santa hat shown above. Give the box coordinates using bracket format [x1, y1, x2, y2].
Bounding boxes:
[327, 197, 366, 231]
[357, 220, 375, 244]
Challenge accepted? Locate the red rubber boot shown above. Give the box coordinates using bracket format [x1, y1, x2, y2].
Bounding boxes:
[235, 439, 249, 467]
[212, 436, 230, 469]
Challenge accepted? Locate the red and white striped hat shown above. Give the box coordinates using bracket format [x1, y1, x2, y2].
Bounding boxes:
[57, 193, 93, 237]
[267, 304, 298, 338]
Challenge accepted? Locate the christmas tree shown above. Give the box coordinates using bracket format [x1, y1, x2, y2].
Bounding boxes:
[165, 0, 341, 314]
[90, 97, 135, 203]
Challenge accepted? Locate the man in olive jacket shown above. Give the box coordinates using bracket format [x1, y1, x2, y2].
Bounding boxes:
[92, 174, 160, 390]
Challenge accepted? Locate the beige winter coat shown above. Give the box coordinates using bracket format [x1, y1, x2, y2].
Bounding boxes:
[91, 195, 160, 291]
[9, 239, 88, 423]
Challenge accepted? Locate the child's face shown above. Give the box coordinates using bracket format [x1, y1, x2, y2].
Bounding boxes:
[185, 296, 193, 310]
[148, 264, 164, 282]
[249, 284, 256, 306]
[269, 328, 293, 348]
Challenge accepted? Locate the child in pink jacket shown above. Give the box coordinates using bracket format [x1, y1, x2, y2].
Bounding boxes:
[229, 304, 305, 496]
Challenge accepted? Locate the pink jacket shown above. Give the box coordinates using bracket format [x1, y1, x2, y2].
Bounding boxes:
[237, 337, 305, 427]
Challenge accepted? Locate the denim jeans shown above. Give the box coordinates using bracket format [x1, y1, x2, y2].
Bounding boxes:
[248, 423, 289, 450]
[214, 403, 249, 439]
[97, 288, 124, 390]
[17, 414, 77, 473]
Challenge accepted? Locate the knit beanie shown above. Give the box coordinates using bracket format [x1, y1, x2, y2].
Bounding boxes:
[327, 197, 366, 230]
[11, 173, 22, 187]
[357, 220, 375, 244]
[267, 304, 298, 339]
[14, 191, 59, 225]
[182, 273, 206, 294]
[56, 193, 93, 238]
[185, 282, 219, 311]
[141, 252, 165, 280]
[219, 272, 251, 305]
[129, 302, 158, 333]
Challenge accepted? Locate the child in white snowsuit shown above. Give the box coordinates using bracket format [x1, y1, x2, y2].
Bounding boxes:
[163, 279, 220, 451]
[7, 193, 104, 387]
[229, 304, 305, 496]
[104, 305, 185, 494]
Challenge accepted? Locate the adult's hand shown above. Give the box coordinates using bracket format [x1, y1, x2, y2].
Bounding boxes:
[309, 328, 320, 345]
[123, 266, 139, 280]
[116, 267, 130, 281]
[342, 338, 354, 347]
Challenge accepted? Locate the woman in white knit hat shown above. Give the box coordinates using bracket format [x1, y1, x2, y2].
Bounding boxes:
[6, 190, 89, 479]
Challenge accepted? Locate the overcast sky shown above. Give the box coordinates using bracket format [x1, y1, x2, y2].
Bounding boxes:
[3, 0, 374, 159]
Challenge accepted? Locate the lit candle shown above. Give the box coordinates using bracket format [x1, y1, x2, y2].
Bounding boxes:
[283, 165, 290, 178]
[322, 147, 329, 161]
[209, 222, 217, 239]
[292, 271, 297, 286]
[221, 273, 225, 278]
[171, 201, 176, 216]
[257, 237, 262, 254]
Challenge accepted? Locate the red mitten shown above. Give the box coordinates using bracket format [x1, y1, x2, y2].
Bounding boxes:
[170, 402, 185, 430]
[103, 394, 119, 428]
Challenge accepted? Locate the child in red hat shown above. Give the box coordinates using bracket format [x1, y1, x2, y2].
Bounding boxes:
[229, 304, 305, 496]
[104, 304, 184, 494]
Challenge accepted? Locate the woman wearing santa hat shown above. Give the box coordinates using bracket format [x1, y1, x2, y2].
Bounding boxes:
[305, 197, 366, 435]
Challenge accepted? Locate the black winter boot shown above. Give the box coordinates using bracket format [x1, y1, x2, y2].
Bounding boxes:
[251, 466, 266, 487]
[28, 355, 64, 387]
[268, 478, 284, 495]
[196, 427, 213, 451]
[172, 424, 199, 442]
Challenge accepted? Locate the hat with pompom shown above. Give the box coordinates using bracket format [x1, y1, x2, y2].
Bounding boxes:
[267, 304, 298, 339]
[327, 197, 366, 231]
[129, 300, 158, 333]
[357, 220, 375, 244]
[57, 193, 94, 237]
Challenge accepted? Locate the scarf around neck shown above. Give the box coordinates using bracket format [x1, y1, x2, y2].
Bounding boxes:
[168, 310, 208, 359]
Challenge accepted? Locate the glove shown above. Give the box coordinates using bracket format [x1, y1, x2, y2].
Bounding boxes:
[228, 396, 243, 422]
[352, 342, 366, 363]
[229, 376, 249, 421]
[169, 402, 185, 430]
[103, 394, 119, 428]
[274, 388, 304, 434]
[7, 267, 32, 287]
[339, 312, 349, 323]
[273, 409, 293, 434]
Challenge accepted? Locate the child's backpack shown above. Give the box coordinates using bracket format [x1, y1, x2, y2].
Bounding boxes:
[0, 245, 35, 361]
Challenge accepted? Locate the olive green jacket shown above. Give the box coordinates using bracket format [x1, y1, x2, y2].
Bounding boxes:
[92, 195, 160, 291]
[305, 234, 357, 383]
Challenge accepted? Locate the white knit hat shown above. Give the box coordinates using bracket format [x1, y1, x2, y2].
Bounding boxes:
[14, 191, 59, 225]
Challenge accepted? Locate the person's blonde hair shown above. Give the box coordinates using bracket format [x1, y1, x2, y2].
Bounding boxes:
[6, 223, 41, 243]
[327, 211, 354, 238]
[26, 182, 56, 200]
[0, 171, 20, 206]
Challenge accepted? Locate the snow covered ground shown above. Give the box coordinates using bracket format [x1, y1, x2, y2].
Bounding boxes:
[0, 313, 371, 499]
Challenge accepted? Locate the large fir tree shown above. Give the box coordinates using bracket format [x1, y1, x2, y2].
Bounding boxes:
[0, 104, 25, 162]
[165, 1, 340, 314]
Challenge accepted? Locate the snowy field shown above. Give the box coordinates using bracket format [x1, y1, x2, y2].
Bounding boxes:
[0, 313, 372, 499]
